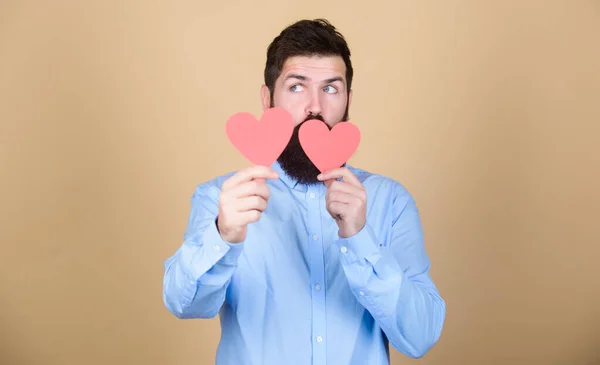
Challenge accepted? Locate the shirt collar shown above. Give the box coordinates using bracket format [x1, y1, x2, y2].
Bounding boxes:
[271, 160, 303, 191]
[271, 160, 355, 194]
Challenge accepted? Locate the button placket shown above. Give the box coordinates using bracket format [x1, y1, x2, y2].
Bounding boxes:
[307, 187, 326, 362]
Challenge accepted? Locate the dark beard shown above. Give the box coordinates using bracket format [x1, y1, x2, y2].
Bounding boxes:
[273, 98, 350, 185]
[277, 117, 326, 185]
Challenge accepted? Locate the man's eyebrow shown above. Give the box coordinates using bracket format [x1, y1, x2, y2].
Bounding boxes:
[323, 76, 344, 84]
[283, 74, 345, 84]
[284, 74, 309, 82]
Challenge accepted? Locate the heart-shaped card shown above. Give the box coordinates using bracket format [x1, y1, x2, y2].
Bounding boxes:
[298, 119, 361, 172]
[225, 107, 294, 166]
[226, 108, 360, 172]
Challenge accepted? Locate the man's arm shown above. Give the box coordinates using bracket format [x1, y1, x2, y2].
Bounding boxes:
[163, 166, 278, 319]
[334, 184, 446, 358]
[162, 183, 244, 319]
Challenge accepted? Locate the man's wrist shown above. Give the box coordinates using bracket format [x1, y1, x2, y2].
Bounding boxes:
[215, 216, 244, 245]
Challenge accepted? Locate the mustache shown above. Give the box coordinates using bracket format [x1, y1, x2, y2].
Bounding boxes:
[299, 114, 332, 131]
[303, 113, 325, 123]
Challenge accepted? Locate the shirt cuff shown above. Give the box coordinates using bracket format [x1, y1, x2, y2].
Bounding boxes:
[200, 219, 245, 266]
[334, 223, 382, 266]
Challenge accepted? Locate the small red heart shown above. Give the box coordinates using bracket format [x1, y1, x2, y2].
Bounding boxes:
[298, 120, 361, 173]
[226, 107, 294, 166]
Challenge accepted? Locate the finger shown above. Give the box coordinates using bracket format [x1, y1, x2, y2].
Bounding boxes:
[326, 201, 346, 218]
[227, 180, 271, 200]
[238, 210, 263, 225]
[323, 178, 343, 188]
[326, 180, 366, 200]
[317, 167, 362, 188]
[324, 179, 334, 188]
[223, 165, 279, 190]
[326, 190, 354, 204]
[235, 195, 268, 213]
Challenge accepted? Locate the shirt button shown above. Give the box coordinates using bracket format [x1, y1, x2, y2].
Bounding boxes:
[315, 284, 321, 291]
[312, 235, 319, 241]
[359, 291, 365, 296]
[214, 244, 221, 253]
[309, 192, 316, 199]
[340, 246, 347, 253]
[316, 336, 323, 343]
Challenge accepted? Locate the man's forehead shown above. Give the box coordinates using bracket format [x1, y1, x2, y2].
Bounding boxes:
[280, 55, 346, 81]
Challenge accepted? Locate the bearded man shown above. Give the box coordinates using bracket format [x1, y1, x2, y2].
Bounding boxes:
[163, 18, 446, 365]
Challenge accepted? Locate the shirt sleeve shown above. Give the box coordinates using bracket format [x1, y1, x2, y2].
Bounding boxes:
[163, 183, 244, 319]
[334, 183, 446, 358]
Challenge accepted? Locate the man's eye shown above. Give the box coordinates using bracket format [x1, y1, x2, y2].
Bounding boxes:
[323, 85, 337, 94]
[290, 85, 304, 92]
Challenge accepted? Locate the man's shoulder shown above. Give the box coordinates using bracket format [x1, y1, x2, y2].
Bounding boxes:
[347, 164, 414, 201]
[189, 170, 237, 197]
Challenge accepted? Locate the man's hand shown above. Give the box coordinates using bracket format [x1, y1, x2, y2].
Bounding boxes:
[217, 165, 279, 244]
[317, 167, 367, 238]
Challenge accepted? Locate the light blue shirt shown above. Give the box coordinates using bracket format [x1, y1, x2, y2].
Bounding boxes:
[163, 161, 445, 364]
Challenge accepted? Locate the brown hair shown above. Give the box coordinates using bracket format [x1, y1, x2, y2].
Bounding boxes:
[264, 18, 353, 102]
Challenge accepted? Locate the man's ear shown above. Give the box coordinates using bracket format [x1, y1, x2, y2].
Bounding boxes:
[348, 89, 353, 108]
[260, 85, 271, 111]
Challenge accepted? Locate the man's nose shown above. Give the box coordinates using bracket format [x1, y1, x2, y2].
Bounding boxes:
[305, 90, 322, 116]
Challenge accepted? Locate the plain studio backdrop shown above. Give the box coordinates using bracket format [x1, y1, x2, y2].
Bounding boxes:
[1, 1, 599, 364]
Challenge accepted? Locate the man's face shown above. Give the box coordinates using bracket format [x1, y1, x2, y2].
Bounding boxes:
[261, 55, 352, 185]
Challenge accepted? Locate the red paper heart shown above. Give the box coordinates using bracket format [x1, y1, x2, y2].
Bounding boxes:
[298, 120, 361, 173]
[226, 107, 294, 166]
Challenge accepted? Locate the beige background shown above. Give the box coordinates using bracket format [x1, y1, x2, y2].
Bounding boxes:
[1, 1, 599, 364]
